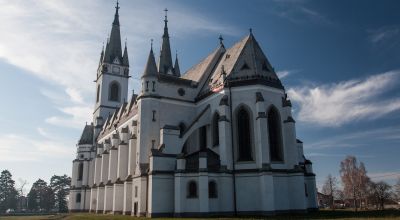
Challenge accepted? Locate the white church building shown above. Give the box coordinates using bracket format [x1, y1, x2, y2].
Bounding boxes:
[68, 2, 318, 217]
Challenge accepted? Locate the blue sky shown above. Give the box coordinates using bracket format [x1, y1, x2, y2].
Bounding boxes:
[0, 0, 399, 192]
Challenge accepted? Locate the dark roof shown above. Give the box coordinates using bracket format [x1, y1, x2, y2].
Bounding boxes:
[142, 47, 158, 78]
[78, 124, 94, 145]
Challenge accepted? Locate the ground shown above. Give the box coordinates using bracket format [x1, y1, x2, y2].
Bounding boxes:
[1, 210, 400, 220]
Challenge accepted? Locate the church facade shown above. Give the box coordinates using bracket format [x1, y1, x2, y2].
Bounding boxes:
[68, 3, 318, 217]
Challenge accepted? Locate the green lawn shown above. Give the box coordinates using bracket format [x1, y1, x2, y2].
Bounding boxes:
[1, 210, 400, 220]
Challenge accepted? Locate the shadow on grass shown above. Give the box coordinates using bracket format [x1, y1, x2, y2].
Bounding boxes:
[3, 210, 400, 220]
[264, 209, 400, 219]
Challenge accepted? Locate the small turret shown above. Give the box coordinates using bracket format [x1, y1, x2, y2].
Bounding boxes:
[142, 40, 158, 94]
[122, 41, 129, 67]
[174, 51, 180, 77]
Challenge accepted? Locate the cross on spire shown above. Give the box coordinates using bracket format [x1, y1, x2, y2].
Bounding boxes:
[219, 35, 224, 45]
[150, 39, 154, 50]
[164, 8, 168, 22]
[116, 0, 120, 11]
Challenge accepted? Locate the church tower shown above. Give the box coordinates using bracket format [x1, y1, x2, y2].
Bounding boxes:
[93, 1, 129, 130]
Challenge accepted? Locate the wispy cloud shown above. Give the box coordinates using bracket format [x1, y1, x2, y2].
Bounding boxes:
[0, 0, 240, 130]
[40, 88, 92, 129]
[276, 69, 298, 79]
[0, 134, 72, 162]
[308, 153, 374, 158]
[368, 26, 400, 44]
[288, 70, 400, 127]
[306, 126, 400, 149]
[271, 0, 332, 25]
[369, 171, 400, 182]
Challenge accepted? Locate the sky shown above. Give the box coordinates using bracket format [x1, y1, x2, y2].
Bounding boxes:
[0, 0, 399, 193]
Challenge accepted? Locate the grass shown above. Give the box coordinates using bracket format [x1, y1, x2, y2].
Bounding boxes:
[1, 210, 400, 220]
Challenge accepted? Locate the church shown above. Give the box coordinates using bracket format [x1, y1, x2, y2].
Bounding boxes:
[68, 2, 318, 217]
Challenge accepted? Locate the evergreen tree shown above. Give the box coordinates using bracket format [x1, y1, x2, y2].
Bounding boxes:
[0, 170, 19, 213]
[27, 179, 54, 211]
[50, 175, 71, 212]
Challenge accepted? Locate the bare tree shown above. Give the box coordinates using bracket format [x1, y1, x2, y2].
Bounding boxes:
[322, 174, 338, 209]
[369, 181, 392, 210]
[339, 156, 370, 211]
[17, 179, 28, 197]
[394, 177, 400, 202]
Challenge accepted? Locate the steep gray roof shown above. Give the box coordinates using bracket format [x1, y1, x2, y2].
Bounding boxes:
[142, 47, 158, 78]
[122, 43, 129, 66]
[78, 124, 94, 145]
[181, 45, 225, 82]
[104, 2, 123, 63]
[174, 54, 181, 77]
[199, 32, 282, 95]
[158, 11, 174, 75]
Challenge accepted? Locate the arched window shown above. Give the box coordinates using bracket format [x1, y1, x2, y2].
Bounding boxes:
[96, 85, 100, 103]
[199, 126, 207, 151]
[212, 112, 220, 147]
[268, 107, 283, 161]
[77, 162, 83, 181]
[187, 181, 197, 198]
[76, 193, 81, 203]
[179, 122, 188, 154]
[237, 107, 252, 161]
[208, 181, 217, 198]
[179, 122, 186, 136]
[109, 82, 120, 101]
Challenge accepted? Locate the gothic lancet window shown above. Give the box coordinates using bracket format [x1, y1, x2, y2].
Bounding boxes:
[109, 81, 120, 101]
[208, 181, 218, 198]
[96, 85, 100, 103]
[237, 107, 252, 161]
[187, 181, 197, 198]
[268, 107, 283, 162]
[77, 162, 83, 181]
[212, 112, 220, 147]
[76, 193, 81, 203]
[199, 126, 207, 151]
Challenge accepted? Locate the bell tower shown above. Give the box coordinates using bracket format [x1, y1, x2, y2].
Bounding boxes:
[93, 1, 129, 129]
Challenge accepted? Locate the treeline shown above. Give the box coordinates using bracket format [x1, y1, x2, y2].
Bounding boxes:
[321, 155, 400, 210]
[0, 170, 70, 214]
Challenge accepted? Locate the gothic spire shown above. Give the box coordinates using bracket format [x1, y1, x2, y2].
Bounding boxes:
[158, 8, 173, 74]
[142, 40, 158, 78]
[174, 51, 180, 77]
[104, 1, 122, 63]
[122, 40, 129, 66]
[219, 34, 225, 48]
[99, 43, 104, 66]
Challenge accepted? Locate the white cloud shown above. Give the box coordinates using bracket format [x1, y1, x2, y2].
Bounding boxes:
[0, 0, 240, 130]
[271, 1, 333, 25]
[288, 70, 400, 127]
[368, 26, 400, 44]
[307, 153, 374, 158]
[276, 69, 298, 79]
[306, 126, 400, 149]
[45, 106, 92, 129]
[369, 171, 400, 182]
[0, 134, 72, 162]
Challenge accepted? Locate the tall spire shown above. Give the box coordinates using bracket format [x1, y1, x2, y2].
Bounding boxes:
[142, 39, 158, 78]
[104, 1, 122, 63]
[219, 34, 225, 48]
[122, 39, 129, 66]
[174, 51, 180, 77]
[99, 43, 104, 66]
[158, 8, 173, 75]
